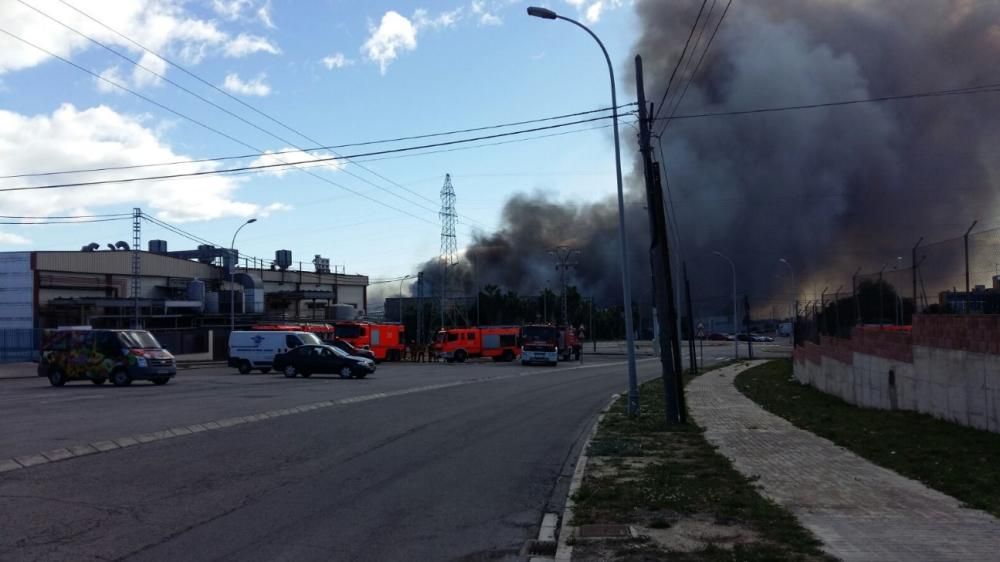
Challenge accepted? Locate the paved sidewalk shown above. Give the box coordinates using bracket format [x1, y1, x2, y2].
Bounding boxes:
[688, 361, 1000, 562]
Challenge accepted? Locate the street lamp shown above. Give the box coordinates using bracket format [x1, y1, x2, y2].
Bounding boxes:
[713, 251, 738, 359]
[778, 258, 795, 343]
[230, 218, 257, 334]
[528, 6, 639, 415]
[398, 274, 415, 325]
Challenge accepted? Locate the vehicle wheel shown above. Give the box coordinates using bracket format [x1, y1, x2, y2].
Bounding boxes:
[283, 365, 297, 378]
[238, 360, 252, 375]
[388, 350, 400, 362]
[339, 366, 353, 379]
[521, 360, 528, 366]
[151, 377, 170, 386]
[260, 368, 272, 374]
[548, 361, 558, 367]
[454, 350, 467, 363]
[92, 377, 107, 385]
[111, 369, 132, 387]
[300, 372, 312, 378]
[47, 369, 66, 387]
[501, 350, 514, 362]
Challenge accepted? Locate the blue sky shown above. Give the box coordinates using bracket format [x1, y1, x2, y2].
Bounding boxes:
[0, 0, 637, 279]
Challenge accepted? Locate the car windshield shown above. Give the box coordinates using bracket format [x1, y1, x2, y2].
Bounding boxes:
[327, 345, 350, 358]
[117, 331, 162, 349]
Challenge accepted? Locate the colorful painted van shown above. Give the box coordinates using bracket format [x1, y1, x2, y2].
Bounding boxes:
[37, 329, 177, 387]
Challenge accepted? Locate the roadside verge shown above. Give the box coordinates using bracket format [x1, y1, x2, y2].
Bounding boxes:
[559, 362, 831, 561]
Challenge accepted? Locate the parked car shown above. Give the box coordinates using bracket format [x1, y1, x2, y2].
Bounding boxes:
[228, 331, 322, 374]
[752, 334, 775, 343]
[328, 338, 376, 361]
[37, 329, 176, 387]
[706, 332, 730, 341]
[272, 344, 376, 379]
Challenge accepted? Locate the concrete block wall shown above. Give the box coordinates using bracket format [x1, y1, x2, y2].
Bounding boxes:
[792, 315, 1000, 433]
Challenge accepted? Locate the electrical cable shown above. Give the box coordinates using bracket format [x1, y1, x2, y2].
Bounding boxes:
[0, 217, 131, 225]
[0, 25, 439, 227]
[652, 0, 709, 122]
[0, 114, 625, 193]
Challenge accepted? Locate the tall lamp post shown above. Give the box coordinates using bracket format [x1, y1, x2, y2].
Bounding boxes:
[230, 218, 257, 333]
[398, 274, 415, 324]
[527, 6, 639, 414]
[713, 251, 738, 359]
[778, 258, 795, 344]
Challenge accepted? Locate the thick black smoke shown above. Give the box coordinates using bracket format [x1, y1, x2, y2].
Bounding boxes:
[400, 0, 1000, 319]
[633, 0, 1000, 308]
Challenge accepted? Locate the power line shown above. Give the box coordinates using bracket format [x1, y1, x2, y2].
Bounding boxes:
[0, 217, 131, 225]
[662, 0, 718, 121]
[652, 0, 709, 123]
[0, 213, 131, 219]
[47, 0, 488, 228]
[659, 0, 733, 135]
[9, 6, 447, 227]
[0, 105, 630, 180]
[0, 114, 625, 193]
[656, 82, 1000, 121]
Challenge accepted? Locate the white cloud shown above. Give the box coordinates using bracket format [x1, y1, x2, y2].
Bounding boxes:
[321, 52, 353, 70]
[222, 73, 271, 96]
[223, 33, 281, 57]
[0, 231, 30, 245]
[95, 66, 125, 94]
[563, 0, 624, 23]
[0, 0, 277, 86]
[249, 147, 340, 178]
[212, 0, 252, 20]
[362, 11, 418, 75]
[0, 104, 282, 223]
[257, 1, 275, 28]
[413, 7, 463, 30]
[470, 1, 503, 26]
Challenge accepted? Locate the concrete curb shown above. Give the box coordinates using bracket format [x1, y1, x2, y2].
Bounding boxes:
[553, 393, 620, 561]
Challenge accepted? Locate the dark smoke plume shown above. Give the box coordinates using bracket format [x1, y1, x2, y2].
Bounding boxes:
[397, 0, 1000, 320]
[633, 0, 1000, 309]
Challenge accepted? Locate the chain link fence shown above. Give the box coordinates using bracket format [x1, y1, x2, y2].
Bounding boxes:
[798, 226, 1000, 343]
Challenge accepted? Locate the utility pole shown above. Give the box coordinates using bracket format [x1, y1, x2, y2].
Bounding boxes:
[131, 208, 141, 329]
[550, 246, 580, 326]
[965, 220, 978, 307]
[912, 238, 923, 321]
[684, 263, 697, 375]
[417, 271, 424, 344]
[636, 55, 683, 424]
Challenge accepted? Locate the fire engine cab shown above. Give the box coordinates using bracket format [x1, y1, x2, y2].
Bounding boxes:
[332, 321, 405, 362]
[433, 326, 520, 363]
[520, 324, 582, 366]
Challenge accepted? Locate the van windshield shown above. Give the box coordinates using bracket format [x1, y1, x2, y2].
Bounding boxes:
[298, 333, 322, 346]
[117, 331, 162, 349]
[335, 325, 362, 339]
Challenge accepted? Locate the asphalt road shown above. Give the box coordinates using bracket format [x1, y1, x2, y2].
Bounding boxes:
[0, 343, 787, 561]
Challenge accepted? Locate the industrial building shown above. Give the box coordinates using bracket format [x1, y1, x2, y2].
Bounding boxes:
[0, 241, 368, 332]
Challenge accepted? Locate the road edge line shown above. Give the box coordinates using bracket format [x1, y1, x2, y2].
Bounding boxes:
[554, 393, 619, 561]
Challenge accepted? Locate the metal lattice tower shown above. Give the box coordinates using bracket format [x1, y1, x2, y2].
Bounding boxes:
[132, 207, 142, 328]
[439, 174, 458, 328]
[550, 246, 581, 326]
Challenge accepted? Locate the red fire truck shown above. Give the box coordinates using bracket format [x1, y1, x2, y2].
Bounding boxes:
[332, 321, 406, 362]
[433, 326, 520, 363]
[519, 324, 581, 366]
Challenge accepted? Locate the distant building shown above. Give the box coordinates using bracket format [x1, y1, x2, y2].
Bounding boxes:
[0, 248, 368, 331]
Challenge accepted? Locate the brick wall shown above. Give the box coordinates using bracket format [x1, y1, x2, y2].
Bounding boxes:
[913, 315, 1000, 355]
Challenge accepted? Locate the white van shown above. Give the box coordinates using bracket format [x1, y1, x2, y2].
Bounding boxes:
[228, 331, 322, 374]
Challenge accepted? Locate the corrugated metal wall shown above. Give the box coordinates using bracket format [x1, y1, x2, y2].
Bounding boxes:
[35, 251, 218, 278]
[0, 252, 33, 329]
